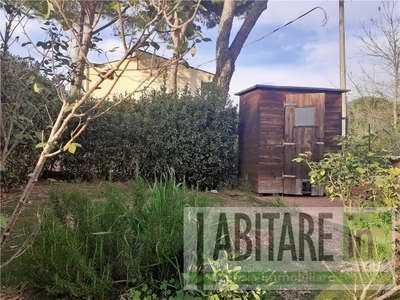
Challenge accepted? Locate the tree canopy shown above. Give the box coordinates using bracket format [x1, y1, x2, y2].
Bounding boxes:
[348, 96, 400, 154]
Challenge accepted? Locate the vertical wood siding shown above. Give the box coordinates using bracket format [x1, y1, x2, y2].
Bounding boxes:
[238, 86, 344, 195]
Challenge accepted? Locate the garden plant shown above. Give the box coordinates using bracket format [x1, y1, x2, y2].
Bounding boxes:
[294, 136, 400, 300]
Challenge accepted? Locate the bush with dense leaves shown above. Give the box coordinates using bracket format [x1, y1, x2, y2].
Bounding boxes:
[53, 87, 238, 189]
[0, 53, 59, 188]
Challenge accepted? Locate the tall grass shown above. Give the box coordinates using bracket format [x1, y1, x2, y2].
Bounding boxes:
[21, 171, 210, 299]
[21, 190, 114, 298]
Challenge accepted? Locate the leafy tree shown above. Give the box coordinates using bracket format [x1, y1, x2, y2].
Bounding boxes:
[0, 2, 61, 184]
[162, 1, 204, 94]
[2, 0, 123, 93]
[163, 0, 253, 94]
[352, 1, 400, 128]
[211, 1, 327, 94]
[195, 0, 254, 29]
[348, 96, 400, 154]
[0, 52, 59, 187]
[213, 0, 269, 94]
[132, 0, 262, 95]
[296, 136, 399, 208]
[0, 0, 201, 268]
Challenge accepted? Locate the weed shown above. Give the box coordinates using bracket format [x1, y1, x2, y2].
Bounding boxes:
[20, 171, 213, 299]
[238, 175, 252, 195]
[268, 195, 289, 207]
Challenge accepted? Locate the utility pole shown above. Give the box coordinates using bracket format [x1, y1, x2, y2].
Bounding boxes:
[339, 0, 347, 137]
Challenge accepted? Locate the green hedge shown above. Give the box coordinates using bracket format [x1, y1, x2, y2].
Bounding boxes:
[52, 87, 238, 189]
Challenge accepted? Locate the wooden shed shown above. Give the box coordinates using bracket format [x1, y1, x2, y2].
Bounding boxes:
[236, 85, 349, 195]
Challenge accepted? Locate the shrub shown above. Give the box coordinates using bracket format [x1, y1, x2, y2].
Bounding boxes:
[51, 86, 238, 189]
[0, 53, 59, 187]
[294, 136, 400, 300]
[295, 136, 400, 209]
[130, 87, 238, 189]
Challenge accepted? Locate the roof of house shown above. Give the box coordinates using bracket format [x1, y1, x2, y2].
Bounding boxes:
[94, 50, 214, 76]
[235, 84, 350, 96]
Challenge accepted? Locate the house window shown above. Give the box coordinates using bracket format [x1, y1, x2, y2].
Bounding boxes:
[295, 106, 315, 126]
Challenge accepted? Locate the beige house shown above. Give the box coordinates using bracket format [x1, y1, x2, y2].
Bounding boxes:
[84, 51, 214, 98]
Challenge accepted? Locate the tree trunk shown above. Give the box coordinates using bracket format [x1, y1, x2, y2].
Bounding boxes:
[0, 145, 50, 250]
[393, 63, 398, 126]
[70, 4, 95, 95]
[166, 8, 193, 95]
[214, 0, 269, 94]
[70, 29, 92, 95]
[167, 53, 180, 94]
[166, 11, 180, 94]
[214, 56, 235, 95]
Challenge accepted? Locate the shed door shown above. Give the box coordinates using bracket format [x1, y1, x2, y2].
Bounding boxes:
[283, 93, 325, 195]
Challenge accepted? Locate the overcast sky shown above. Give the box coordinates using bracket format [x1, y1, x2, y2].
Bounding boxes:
[6, 0, 390, 104]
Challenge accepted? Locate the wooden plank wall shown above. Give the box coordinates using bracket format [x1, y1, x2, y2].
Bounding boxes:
[283, 99, 296, 194]
[239, 88, 343, 194]
[239, 90, 260, 191]
[257, 90, 285, 193]
[324, 92, 342, 153]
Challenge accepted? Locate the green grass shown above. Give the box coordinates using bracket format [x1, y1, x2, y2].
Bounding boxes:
[0, 180, 289, 298]
[2, 179, 397, 300]
[0, 182, 109, 295]
[1, 202, 44, 288]
[2, 173, 221, 299]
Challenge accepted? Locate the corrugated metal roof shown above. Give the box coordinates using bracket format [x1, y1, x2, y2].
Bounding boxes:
[235, 84, 350, 96]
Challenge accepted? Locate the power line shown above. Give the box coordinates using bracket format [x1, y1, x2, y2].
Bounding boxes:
[196, 3, 329, 69]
